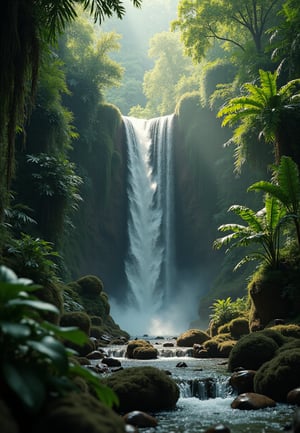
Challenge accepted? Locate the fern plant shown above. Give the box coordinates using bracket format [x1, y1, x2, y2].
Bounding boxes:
[248, 156, 300, 246]
[217, 68, 300, 170]
[214, 194, 286, 270]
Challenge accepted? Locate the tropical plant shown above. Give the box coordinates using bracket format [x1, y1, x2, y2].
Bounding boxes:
[214, 194, 286, 270]
[217, 68, 300, 170]
[248, 156, 300, 246]
[0, 265, 118, 413]
[5, 234, 60, 285]
[209, 296, 248, 325]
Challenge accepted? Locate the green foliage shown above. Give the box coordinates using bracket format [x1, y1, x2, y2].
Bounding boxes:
[248, 156, 300, 246]
[214, 194, 286, 270]
[209, 296, 247, 326]
[6, 234, 59, 285]
[172, 0, 282, 62]
[217, 69, 300, 169]
[0, 265, 118, 413]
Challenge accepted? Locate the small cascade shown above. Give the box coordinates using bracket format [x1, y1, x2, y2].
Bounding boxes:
[177, 377, 233, 400]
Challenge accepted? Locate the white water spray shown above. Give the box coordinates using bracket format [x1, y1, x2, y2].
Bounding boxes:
[113, 115, 176, 335]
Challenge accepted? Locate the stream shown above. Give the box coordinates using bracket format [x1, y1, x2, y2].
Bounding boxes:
[102, 337, 295, 433]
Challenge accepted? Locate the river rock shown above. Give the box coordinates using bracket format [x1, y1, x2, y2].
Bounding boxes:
[229, 370, 256, 394]
[231, 392, 276, 410]
[101, 357, 122, 367]
[123, 410, 158, 427]
[287, 388, 300, 405]
[86, 350, 105, 360]
[103, 366, 179, 412]
[204, 424, 231, 433]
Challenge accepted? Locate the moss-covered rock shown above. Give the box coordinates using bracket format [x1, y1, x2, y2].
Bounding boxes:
[269, 324, 300, 339]
[254, 349, 300, 402]
[76, 275, 104, 296]
[90, 315, 103, 326]
[218, 340, 236, 357]
[228, 333, 279, 372]
[31, 392, 125, 433]
[125, 340, 156, 359]
[103, 366, 179, 412]
[229, 318, 249, 339]
[177, 329, 210, 347]
[60, 311, 91, 335]
[248, 268, 292, 330]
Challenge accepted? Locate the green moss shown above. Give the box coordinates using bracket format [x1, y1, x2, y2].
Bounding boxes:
[60, 311, 91, 335]
[103, 366, 179, 413]
[133, 346, 158, 359]
[31, 392, 125, 433]
[126, 339, 151, 358]
[90, 316, 103, 326]
[254, 349, 300, 402]
[269, 324, 300, 339]
[228, 333, 279, 372]
[76, 275, 104, 296]
[228, 317, 250, 339]
[177, 329, 210, 347]
[218, 340, 236, 357]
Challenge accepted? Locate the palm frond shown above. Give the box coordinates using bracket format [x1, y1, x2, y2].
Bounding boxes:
[228, 205, 263, 232]
[258, 69, 277, 98]
[277, 156, 300, 211]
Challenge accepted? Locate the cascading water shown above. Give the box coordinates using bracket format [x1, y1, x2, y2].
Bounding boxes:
[113, 115, 176, 335]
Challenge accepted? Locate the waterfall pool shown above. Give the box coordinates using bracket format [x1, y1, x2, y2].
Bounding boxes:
[102, 338, 295, 433]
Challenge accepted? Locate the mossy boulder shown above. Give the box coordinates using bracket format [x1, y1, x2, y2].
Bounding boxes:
[254, 349, 300, 402]
[228, 318, 249, 339]
[60, 311, 91, 335]
[177, 329, 210, 347]
[90, 315, 103, 326]
[218, 340, 236, 357]
[31, 392, 125, 433]
[248, 268, 291, 330]
[103, 366, 179, 412]
[76, 275, 104, 296]
[228, 333, 279, 372]
[35, 282, 63, 324]
[126, 339, 157, 359]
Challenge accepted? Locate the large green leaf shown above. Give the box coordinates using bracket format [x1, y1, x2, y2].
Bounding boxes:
[42, 322, 88, 345]
[0, 322, 31, 338]
[27, 336, 69, 373]
[7, 299, 59, 314]
[2, 362, 46, 411]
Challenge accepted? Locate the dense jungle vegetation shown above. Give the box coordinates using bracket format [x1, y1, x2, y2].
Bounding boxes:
[1, 0, 300, 329]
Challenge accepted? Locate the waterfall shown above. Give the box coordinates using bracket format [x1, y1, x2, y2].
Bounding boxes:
[120, 115, 176, 334]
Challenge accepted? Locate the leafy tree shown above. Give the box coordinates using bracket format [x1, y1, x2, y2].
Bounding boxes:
[270, 0, 300, 79]
[130, 31, 196, 117]
[217, 68, 300, 170]
[172, 0, 283, 63]
[0, 0, 141, 213]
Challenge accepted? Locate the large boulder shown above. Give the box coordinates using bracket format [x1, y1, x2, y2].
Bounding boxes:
[103, 366, 179, 412]
[177, 329, 210, 347]
[31, 392, 125, 433]
[228, 332, 279, 372]
[254, 348, 300, 402]
[125, 340, 157, 359]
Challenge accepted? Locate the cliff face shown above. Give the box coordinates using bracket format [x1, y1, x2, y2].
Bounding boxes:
[64, 104, 128, 300]
[173, 93, 229, 290]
